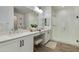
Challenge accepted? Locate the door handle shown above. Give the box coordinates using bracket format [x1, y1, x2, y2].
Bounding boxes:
[20, 40, 22, 47]
[22, 40, 24, 46]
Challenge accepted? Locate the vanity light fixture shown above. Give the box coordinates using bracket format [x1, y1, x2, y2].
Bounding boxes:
[34, 6, 43, 14]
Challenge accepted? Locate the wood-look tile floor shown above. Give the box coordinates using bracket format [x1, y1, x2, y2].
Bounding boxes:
[34, 41, 79, 52]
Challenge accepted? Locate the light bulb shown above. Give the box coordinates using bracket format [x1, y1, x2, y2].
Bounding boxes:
[34, 7, 43, 14]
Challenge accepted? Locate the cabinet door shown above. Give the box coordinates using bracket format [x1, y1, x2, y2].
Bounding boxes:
[19, 36, 33, 52]
[0, 39, 19, 52]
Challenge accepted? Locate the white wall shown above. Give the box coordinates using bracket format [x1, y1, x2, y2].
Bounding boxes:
[52, 6, 79, 47]
[0, 6, 14, 35]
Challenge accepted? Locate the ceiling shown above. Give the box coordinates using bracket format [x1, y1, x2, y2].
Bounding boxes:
[14, 6, 33, 14]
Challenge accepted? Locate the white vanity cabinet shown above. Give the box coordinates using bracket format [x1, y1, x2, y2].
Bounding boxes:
[0, 35, 33, 52]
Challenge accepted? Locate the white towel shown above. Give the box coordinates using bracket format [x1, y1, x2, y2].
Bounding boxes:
[35, 39, 43, 45]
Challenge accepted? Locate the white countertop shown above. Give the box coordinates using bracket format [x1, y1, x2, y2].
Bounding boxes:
[0, 28, 50, 43]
